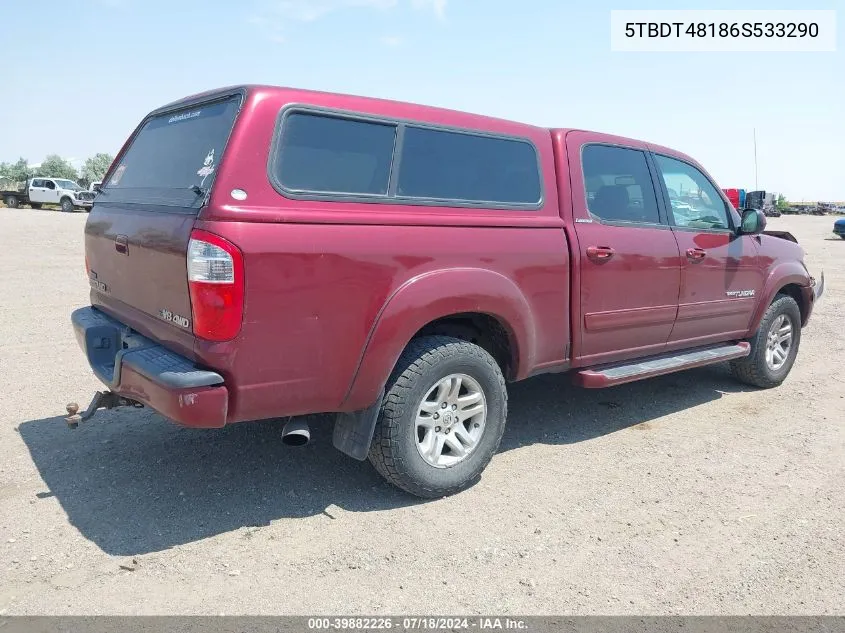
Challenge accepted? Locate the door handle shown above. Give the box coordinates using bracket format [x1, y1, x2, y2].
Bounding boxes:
[586, 245, 615, 262]
[686, 247, 706, 262]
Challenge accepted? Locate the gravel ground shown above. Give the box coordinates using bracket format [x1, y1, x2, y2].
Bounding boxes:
[0, 209, 842, 615]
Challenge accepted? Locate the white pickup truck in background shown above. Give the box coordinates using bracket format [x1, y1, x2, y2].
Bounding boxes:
[2, 178, 95, 212]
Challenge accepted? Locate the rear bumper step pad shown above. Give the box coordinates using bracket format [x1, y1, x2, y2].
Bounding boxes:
[71, 307, 222, 390]
[71, 307, 228, 427]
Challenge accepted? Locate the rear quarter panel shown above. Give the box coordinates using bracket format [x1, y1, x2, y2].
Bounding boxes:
[196, 88, 570, 423]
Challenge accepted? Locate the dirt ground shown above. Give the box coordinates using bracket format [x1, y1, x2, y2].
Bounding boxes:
[0, 209, 842, 615]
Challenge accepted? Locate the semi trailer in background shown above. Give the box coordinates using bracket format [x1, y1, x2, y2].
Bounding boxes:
[721, 188, 748, 210]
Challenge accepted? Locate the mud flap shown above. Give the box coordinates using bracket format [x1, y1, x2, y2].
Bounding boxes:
[333, 393, 383, 461]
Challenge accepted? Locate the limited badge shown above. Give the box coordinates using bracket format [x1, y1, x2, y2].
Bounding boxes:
[726, 289, 755, 298]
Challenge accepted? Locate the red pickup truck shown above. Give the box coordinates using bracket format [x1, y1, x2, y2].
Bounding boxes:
[69, 85, 824, 498]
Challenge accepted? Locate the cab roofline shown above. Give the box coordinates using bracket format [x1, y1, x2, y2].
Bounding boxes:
[551, 127, 700, 168]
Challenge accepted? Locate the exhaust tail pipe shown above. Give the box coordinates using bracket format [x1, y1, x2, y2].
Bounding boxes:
[281, 418, 310, 446]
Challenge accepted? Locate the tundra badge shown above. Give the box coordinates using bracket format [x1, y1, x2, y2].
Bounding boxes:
[88, 271, 108, 293]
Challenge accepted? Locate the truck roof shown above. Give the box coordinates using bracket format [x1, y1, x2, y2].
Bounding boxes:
[154, 84, 699, 166]
[156, 84, 541, 127]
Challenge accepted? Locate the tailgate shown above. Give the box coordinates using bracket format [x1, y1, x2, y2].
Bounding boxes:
[85, 95, 241, 341]
[86, 202, 197, 329]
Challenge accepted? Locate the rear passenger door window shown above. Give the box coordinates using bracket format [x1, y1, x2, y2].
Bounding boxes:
[581, 144, 660, 225]
[653, 154, 731, 230]
[274, 112, 397, 196]
[396, 127, 541, 205]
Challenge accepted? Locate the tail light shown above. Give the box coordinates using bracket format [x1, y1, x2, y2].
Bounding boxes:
[84, 255, 90, 276]
[187, 230, 244, 341]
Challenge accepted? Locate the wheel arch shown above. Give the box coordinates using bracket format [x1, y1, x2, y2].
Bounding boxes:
[413, 313, 515, 378]
[775, 283, 809, 324]
[340, 268, 536, 411]
[748, 262, 812, 334]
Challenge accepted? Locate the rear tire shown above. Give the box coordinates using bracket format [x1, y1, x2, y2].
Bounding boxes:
[4, 195, 19, 209]
[29, 203, 42, 210]
[731, 294, 802, 388]
[60, 197, 74, 213]
[368, 335, 507, 498]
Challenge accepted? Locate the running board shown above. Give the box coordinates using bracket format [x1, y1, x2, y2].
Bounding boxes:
[574, 342, 750, 388]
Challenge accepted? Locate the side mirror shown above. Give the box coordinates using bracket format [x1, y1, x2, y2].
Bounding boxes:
[92, 184, 102, 193]
[739, 208, 766, 235]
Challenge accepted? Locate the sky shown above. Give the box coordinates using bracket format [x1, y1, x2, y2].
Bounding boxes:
[1, 0, 843, 200]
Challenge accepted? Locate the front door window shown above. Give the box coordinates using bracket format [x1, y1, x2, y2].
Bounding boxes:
[653, 155, 731, 231]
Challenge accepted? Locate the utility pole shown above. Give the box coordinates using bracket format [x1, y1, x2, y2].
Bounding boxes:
[753, 127, 759, 191]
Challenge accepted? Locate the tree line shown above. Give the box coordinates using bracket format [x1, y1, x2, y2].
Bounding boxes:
[0, 154, 114, 189]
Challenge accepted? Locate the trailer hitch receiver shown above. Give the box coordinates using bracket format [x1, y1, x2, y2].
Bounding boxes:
[65, 391, 143, 429]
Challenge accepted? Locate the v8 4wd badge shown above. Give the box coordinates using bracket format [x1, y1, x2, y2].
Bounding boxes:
[159, 308, 190, 329]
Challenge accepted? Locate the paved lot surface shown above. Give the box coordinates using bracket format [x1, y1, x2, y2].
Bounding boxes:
[0, 209, 843, 615]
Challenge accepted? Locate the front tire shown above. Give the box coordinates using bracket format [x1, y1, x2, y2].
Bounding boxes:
[368, 336, 507, 498]
[731, 294, 802, 388]
[60, 197, 74, 213]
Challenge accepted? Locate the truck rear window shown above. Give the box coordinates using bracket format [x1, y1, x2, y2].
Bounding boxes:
[103, 96, 240, 207]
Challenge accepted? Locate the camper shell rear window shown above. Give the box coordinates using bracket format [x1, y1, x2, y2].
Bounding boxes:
[103, 95, 241, 208]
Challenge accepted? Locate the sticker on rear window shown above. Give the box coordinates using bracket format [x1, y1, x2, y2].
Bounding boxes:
[168, 110, 202, 124]
[197, 149, 215, 186]
[110, 164, 127, 186]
